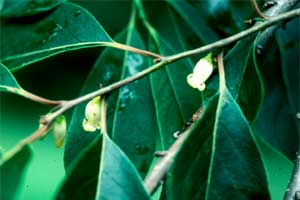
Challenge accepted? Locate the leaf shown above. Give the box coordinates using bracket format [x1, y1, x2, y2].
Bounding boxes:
[64, 30, 125, 169]
[0, 2, 113, 71]
[203, 35, 263, 122]
[166, 95, 219, 200]
[0, 0, 64, 18]
[167, 74, 269, 199]
[253, 36, 298, 159]
[166, 0, 219, 44]
[149, 35, 201, 150]
[236, 35, 264, 122]
[111, 27, 158, 177]
[0, 145, 32, 200]
[254, 134, 293, 200]
[0, 62, 22, 92]
[205, 88, 268, 199]
[276, 18, 300, 129]
[204, 36, 256, 101]
[95, 134, 150, 200]
[204, 0, 254, 35]
[56, 136, 102, 200]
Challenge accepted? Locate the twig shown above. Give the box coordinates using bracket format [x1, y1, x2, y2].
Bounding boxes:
[257, 0, 299, 48]
[3, 8, 300, 164]
[251, 0, 269, 19]
[144, 106, 204, 194]
[20, 89, 63, 106]
[43, 8, 300, 126]
[284, 154, 300, 200]
[100, 95, 107, 135]
[0, 125, 49, 164]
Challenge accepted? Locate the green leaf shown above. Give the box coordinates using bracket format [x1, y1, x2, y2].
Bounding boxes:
[204, 36, 256, 101]
[0, 145, 32, 200]
[254, 135, 293, 200]
[0, 2, 112, 71]
[166, 94, 219, 200]
[0, 0, 64, 18]
[253, 36, 298, 159]
[237, 35, 264, 122]
[95, 134, 150, 200]
[166, 0, 219, 44]
[64, 30, 125, 169]
[203, 35, 263, 122]
[205, 88, 268, 199]
[149, 34, 201, 150]
[276, 18, 299, 129]
[205, 0, 255, 35]
[111, 27, 158, 177]
[0, 62, 22, 93]
[56, 135, 102, 200]
[167, 78, 269, 199]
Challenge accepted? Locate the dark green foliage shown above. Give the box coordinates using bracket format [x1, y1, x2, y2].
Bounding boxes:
[0, 1, 298, 199]
[0, 145, 32, 200]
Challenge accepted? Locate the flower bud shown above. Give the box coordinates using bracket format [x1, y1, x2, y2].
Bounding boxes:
[82, 96, 101, 132]
[52, 115, 67, 148]
[187, 53, 214, 91]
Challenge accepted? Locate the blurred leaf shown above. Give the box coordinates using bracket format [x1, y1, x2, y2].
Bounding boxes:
[64, 30, 125, 169]
[254, 134, 293, 200]
[253, 36, 298, 159]
[0, 62, 22, 92]
[95, 134, 150, 200]
[0, 145, 32, 200]
[276, 18, 300, 129]
[0, 2, 112, 71]
[56, 135, 102, 200]
[0, 0, 64, 18]
[205, 0, 254, 35]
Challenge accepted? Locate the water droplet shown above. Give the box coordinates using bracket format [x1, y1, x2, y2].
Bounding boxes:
[119, 103, 126, 110]
[125, 54, 143, 75]
[75, 9, 82, 16]
[173, 131, 181, 139]
[256, 44, 264, 55]
[296, 113, 300, 119]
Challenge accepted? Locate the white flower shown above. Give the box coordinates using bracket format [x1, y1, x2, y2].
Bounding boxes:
[187, 53, 214, 91]
[82, 96, 101, 132]
[52, 115, 67, 148]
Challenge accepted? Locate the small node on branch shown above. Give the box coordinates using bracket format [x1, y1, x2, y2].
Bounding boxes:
[263, 1, 277, 9]
[154, 151, 167, 157]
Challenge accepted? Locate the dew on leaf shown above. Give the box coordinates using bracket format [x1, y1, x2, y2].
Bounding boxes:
[75, 9, 81, 16]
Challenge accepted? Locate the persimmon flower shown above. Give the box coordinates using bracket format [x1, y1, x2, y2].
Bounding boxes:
[187, 53, 214, 91]
[82, 96, 101, 132]
[52, 115, 67, 148]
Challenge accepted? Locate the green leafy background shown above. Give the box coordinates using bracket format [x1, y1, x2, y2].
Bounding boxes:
[0, 0, 298, 200]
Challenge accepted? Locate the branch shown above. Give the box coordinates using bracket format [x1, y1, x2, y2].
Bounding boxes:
[251, 0, 269, 19]
[43, 8, 300, 125]
[3, 8, 300, 163]
[256, 0, 299, 48]
[144, 106, 204, 194]
[284, 154, 300, 200]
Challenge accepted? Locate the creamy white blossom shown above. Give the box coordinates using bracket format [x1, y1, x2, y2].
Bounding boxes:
[187, 53, 214, 91]
[52, 115, 67, 148]
[82, 96, 101, 132]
